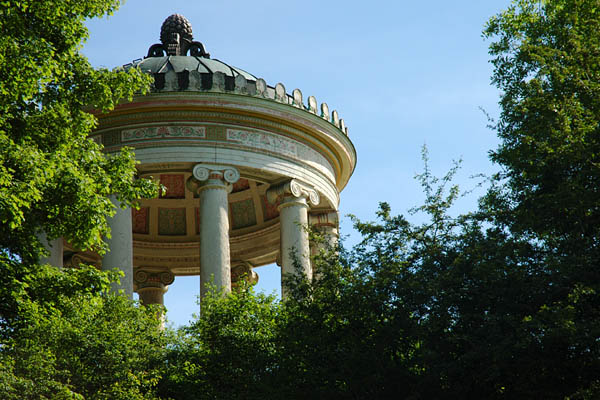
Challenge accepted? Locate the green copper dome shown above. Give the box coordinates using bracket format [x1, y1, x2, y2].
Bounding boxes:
[134, 56, 256, 82]
[121, 14, 349, 136]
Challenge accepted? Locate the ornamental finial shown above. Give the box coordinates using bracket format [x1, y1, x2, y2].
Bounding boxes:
[146, 14, 210, 58]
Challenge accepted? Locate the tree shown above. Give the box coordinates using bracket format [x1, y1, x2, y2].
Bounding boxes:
[483, 0, 600, 249]
[4, 1, 597, 399]
[273, 1, 600, 396]
[0, 264, 166, 400]
[158, 147, 596, 399]
[157, 2, 600, 398]
[0, 1, 164, 398]
[273, 145, 599, 399]
[0, 0, 159, 351]
[271, 226, 423, 400]
[159, 284, 280, 400]
[482, 1, 600, 397]
[0, 0, 156, 264]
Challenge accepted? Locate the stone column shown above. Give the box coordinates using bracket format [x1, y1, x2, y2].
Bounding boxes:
[39, 233, 63, 267]
[134, 269, 175, 306]
[309, 211, 339, 249]
[193, 164, 240, 298]
[267, 179, 320, 297]
[102, 195, 133, 298]
[309, 211, 339, 281]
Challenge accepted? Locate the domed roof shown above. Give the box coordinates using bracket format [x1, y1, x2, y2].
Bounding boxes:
[124, 14, 254, 84]
[121, 14, 350, 136]
[133, 56, 256, 82]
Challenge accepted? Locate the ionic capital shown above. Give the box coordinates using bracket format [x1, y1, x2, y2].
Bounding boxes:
[134, 269, 175, 292]
[266, 179, 320, 209]
[193, 164, 240, 183]
[65, 252, 101, 269]
[231, 260, 259, 288]
[190, 164, 240, 193]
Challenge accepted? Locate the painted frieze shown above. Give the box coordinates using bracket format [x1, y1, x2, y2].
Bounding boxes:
[226, 128, 334, 181]
[121, 126, 206, 142]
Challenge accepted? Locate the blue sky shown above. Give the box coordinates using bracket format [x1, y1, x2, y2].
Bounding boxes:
[83, 0, 512, 327]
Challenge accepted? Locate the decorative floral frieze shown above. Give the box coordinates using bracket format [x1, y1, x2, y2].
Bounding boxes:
[227, 129, 296, 157]
[121, 126, 206, 142]
[226, 129, 334, 179]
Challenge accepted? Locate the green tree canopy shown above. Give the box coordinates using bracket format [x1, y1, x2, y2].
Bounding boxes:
[0, 0, 156, 264]
[483, 0, 600, 246]
[3, 1, 600, 399]
[159, 284, 280, 400]
[0, 2, 165, 398]
[0, 265, 166, 400]
[160, 2, 600, 398]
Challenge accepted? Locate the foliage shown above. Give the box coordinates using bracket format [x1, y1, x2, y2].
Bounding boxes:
[341, 183, 597, 398]
[481, 1, 600, 397]
[0, 263, 166, 400]
[483, 0, 600, 245]
[159, 146, 599, 400]
[0, 1, 163, 399]
[270, 222, 419, 399]
[152, 1, 600, 398]
[0, 0, 156, 264]
[2, 0, 599, 399]
[159, 283, 280, 400]
[265, 147, 597, 399]
[269, 150, 545, 399]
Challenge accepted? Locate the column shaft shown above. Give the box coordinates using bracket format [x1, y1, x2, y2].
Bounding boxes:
[39, 234, 63, 268]
[267, 179, 320, 298]
[102, 195, 133, 298]
[279, 199, 311, 295]
[200, 184, 232, 297]
[138, 287, 166, 306]
[193, 165, 240, 299]
[309, 211, 340, 281]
